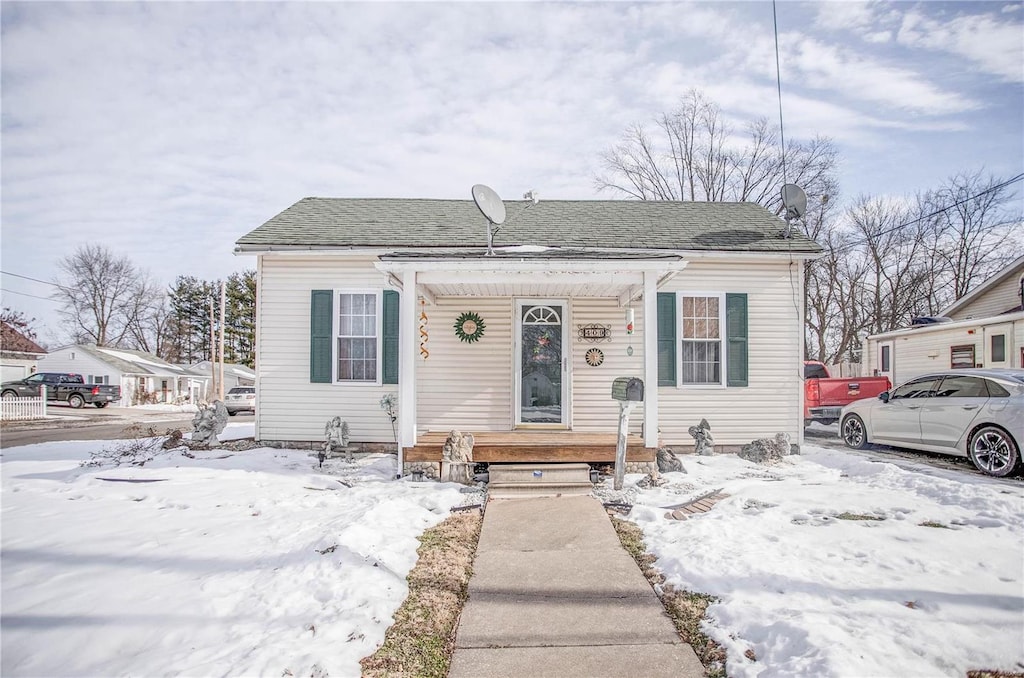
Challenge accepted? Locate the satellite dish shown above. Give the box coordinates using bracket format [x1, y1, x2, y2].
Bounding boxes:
[472, 184, 506, 225]
[781, 183, 807, 220]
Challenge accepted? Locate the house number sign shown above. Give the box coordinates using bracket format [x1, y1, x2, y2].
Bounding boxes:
[577, 324, 612, 343]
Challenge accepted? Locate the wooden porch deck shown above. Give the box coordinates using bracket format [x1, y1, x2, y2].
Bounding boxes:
[404, 430, 653, 463]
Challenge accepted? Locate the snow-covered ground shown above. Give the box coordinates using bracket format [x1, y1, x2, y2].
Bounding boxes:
[1, 423, 471, 677]
[2, 428, 1022, 677]
[626, 448, 1024, 678]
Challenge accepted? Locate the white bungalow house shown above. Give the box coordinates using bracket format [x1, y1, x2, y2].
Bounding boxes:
[863, 256, 1024, 386]
[42, 344, 209, 406]
[234, 197, 822, 472]
[188, 360, 256, 394]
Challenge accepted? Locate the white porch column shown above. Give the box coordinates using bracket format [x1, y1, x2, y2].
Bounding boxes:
[643, 270, 659, 448]
[399, 270, 418, 458]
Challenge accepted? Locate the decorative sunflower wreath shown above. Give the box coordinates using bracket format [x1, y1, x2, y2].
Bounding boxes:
[453, 311, 486, 343]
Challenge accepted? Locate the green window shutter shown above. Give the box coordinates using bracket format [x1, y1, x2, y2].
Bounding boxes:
[310, 290, 334, 383]
[382, 290, 400, 384]
[726, 293, 748, 387]
[657, 292, 676, 386]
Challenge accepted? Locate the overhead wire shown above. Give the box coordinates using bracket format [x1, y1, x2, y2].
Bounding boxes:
[828, 172, 1024, 256]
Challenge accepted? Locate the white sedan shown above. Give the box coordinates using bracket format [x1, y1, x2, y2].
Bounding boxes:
[840, 368, 1024, 477]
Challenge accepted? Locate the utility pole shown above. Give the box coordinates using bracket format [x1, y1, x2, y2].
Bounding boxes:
[209, 297, 217, 402]
[219, 281, 226, 401]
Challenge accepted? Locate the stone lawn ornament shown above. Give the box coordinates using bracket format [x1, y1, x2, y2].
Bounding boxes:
[688, 418, 715, 456]
[191, 400, 229, 447]
[738, 432, 793, 465]
[442, 430, 474, 485]
[637, 468, 668, 489]
[656, 446, 686, 473]
[322, 416, 352, 466]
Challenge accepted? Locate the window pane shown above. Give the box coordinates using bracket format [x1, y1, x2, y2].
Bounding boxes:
[708, 318, 719, 339]
[338, 359, 352, 380]
[682, 297, 694, 316]
[681, 340, 721, 385]
[339, 295, 352, 314]
[694, 318, 708, 338]
[986, 380, 1010, 398]
[694, 297, 706, 317]
[707, 297, 719, 316]
[937, 376, 988, 398]
[892, 377, 940, 399]
[683, 319, 695, 337]
[992, 334, 1006, 362]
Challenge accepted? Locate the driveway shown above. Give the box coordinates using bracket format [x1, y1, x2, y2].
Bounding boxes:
[0, 406, 251, 449]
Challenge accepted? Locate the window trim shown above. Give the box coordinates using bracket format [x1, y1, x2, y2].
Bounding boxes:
[333, 289, 384, 385]
[677, 291, 727, 388]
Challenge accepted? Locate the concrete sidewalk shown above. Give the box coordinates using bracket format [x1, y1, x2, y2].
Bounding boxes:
[448, 495, 705, 678]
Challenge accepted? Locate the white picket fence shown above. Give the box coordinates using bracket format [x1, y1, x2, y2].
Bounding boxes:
[0, 388, 47, 421]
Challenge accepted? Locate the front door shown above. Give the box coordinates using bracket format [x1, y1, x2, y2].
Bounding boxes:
[516, 300, 569, 427]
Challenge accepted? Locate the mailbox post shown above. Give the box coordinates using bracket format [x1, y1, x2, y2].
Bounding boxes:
[610, 377, 644, 490]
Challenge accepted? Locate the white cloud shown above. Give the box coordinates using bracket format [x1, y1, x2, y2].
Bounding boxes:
[1, 1, 1020, 338]
[897, 7, 1024, 82]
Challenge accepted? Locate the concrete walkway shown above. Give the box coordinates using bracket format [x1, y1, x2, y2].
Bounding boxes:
[448, 495, 705, 678]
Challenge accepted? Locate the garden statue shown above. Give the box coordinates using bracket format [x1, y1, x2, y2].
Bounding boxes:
[656, 446, 686, 473]
[322, 417, 352, 465]
[688, 418, 715, 456]
[192, 400, 229, 447]
[441, 430, 474, 485]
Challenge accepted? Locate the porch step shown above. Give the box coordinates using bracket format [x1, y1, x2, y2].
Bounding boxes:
[487, 463, 593, 499]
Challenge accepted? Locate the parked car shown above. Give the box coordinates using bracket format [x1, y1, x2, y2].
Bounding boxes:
[1, 372, 121, 408]
[839, 368, 1024, 477]
[224, 386, 256, 415]
[804, 361, 891, 426]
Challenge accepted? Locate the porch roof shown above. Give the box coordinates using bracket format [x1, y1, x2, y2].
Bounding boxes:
[375, 250, 688, 301]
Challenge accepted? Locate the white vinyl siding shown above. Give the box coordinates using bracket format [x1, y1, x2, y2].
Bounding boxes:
[256, 256, 396, 443]
[946, 271, 1024, 320]
[568, 298, 644, 434]
[865, 315, 1023, 385]
[417, 297, 514, 432]
[657, 260, 802, 447]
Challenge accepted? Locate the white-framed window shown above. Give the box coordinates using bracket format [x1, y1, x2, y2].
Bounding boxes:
[335, 290, 382, 383]
[87, 375, 109, 384]
[679, 293, 725, 386]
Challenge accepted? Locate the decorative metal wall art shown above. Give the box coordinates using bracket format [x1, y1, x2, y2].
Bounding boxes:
[577, 324, 611, 343]
[454, 311, 486, 343]
[585, 348, 605, 367]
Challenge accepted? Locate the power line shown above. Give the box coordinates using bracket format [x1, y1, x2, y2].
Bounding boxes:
[828, 172, 1024, 255]
[0, 288, 60, 302]
[0, 270, 76, 293]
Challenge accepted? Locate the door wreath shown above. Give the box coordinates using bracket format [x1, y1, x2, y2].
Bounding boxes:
[454, 311, 486, 343]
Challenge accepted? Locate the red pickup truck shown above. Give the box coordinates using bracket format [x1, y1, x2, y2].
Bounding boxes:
[804, 361, 890, 427]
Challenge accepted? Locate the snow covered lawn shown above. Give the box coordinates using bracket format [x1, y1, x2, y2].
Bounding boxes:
[1, 424, 468, 677]
[627, 445, 1024, 677]
[3, 430, 1022, 678]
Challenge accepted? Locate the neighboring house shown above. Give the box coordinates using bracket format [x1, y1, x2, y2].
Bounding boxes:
[864, 256, 1024, 386]
[0, 322, 47, 383]
[234, 197, 821, 471]
[42, 344, 209, 406]
[188, 360, 256, 394]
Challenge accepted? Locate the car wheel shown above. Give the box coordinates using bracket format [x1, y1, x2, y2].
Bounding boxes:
[1, 390, 18, 399]
[94, 402, 108, 408]
[968, 426, 1020, 477]
[842, 414, 869, 450]
[68, 394, 85, 409]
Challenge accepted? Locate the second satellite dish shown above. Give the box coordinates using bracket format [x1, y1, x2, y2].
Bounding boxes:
[472, 184, 506, 225]
[781, 183, 807, 220]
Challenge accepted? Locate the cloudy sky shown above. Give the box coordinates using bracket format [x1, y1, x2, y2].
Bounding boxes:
[2, 1, 1022, 342]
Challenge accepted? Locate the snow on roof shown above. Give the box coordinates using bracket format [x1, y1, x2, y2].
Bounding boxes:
[96, 348, 183, 372]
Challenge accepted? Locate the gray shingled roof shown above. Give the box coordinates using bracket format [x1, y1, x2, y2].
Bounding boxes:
[236, 198, 821, 254]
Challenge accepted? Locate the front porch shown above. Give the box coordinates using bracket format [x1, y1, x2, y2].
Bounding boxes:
[404, 430, 653, 463]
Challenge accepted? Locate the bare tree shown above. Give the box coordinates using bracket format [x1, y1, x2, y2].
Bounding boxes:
[54, 244, 152, 347]
[1, 308, 38, 340]
[921, 170, 1023, 305]
[595, 89, 839, 217]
